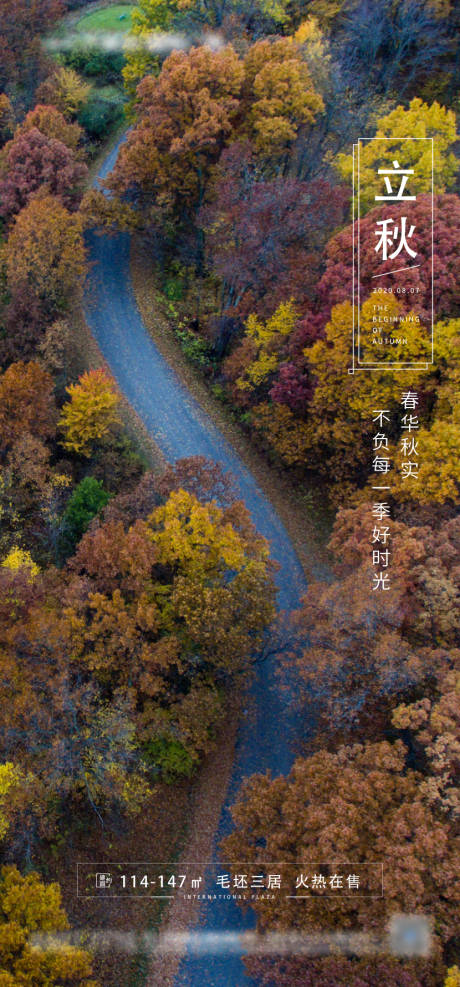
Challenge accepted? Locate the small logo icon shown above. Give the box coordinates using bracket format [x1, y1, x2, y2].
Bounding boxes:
[95, 873, 112, 889]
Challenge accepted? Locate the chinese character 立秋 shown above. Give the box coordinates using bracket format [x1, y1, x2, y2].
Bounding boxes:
[374, 217, 417, 262]
[375, 160, 416, 202]
[401, 437, 419, 456]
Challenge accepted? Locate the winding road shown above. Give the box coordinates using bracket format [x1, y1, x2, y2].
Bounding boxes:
[85, 136, 309, 986]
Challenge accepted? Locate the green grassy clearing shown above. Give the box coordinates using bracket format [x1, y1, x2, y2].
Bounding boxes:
[75, 4, 137, 34]
[47, 2, 138, 40]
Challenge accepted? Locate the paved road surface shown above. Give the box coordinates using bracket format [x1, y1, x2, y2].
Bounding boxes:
[85, 136, 309, 986]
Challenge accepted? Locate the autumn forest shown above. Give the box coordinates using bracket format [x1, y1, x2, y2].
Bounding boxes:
[0, 0, 459, 984]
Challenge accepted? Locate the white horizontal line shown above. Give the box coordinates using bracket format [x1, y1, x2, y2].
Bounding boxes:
[372, 264, 420, 279]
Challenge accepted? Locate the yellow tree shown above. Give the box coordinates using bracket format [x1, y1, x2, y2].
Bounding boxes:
[392, 420, 460, 505]
[251, 401, 313, 468]
[294, 295, 428, 484]
[59, 369, 120, 456]
[292, 16, 332, 94]
[289, 0, 348, 32]
[431, 318, 460, 421]
[0, 764, 22, 840]
[146, 488, 277, 673]
[37, 67, 91, 119]
[336, 98, 458, 213]
[176, 0, 288, 23]
[1, 548, 39, 577]
[236, 301, 298, 392]
[243, 38, 323, 159]
[5, 195, 87, 317]
[389, 317, 460, 505]
[0, 865, 99, 985]
[122, 0, 175, 101]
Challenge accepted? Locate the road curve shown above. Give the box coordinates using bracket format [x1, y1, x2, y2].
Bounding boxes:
[85, 136, 308, 986]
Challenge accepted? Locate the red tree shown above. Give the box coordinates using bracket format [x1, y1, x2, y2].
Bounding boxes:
[0, 127, 87, 223]
[269, 361, 314, 415]
[317, 194, 460, 321]
[0, 0, 63, 95]
[268, 311, 323, 413]
[201, 142, 348, 317]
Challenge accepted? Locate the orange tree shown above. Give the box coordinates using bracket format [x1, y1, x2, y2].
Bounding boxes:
[17, 103, 83, 149]
[0, 361, 56, 454]
[63, 488, 276, 772]
[108, 39, 322, 244]
[109, 44, 245, 234]
[287, 504, 460, 737]
[222, 740, 459, 947]
[3, 194, 87, 320]
[0, 485, 277, 834]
